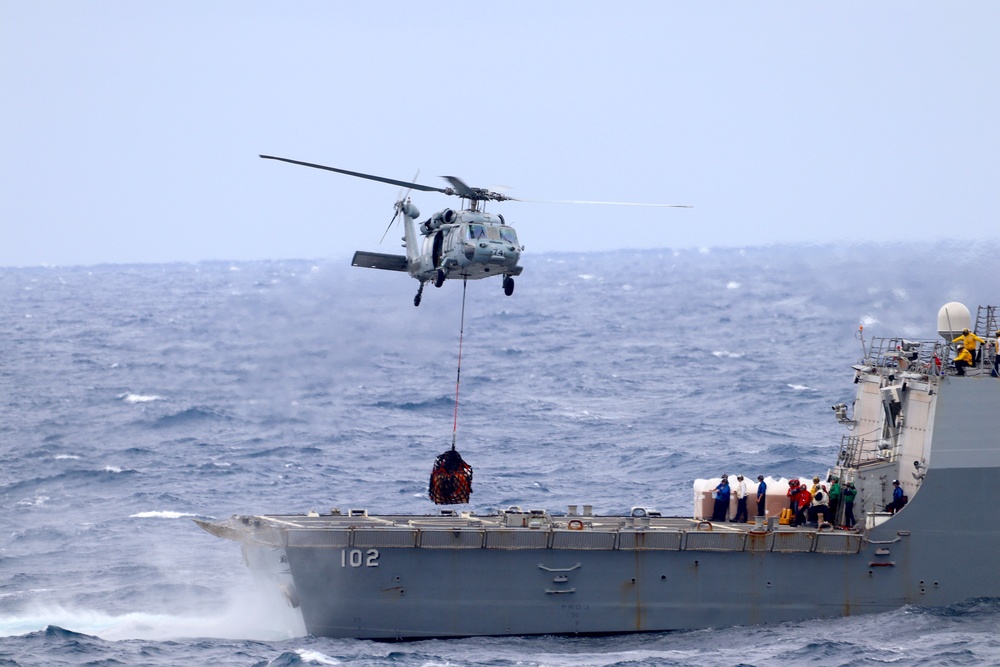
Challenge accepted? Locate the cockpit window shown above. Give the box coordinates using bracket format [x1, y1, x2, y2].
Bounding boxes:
[468, 224, 487, 239]
[499, 226, 518, 244]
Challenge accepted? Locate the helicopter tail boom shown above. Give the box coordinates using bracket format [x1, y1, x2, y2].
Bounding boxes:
[352, 251, 409, 272]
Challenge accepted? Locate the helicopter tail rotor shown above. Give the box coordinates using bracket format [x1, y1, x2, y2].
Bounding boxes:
[380, 204, 401, 244]
[379, 170, 421, 245]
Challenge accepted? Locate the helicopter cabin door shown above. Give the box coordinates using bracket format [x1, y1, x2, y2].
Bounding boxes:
[430, 231, 444, 269]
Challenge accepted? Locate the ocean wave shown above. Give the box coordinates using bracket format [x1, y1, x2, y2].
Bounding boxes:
[119, 392, 162, 404]
[147, 407, 233, 428]
[15, 495, 50, 507]
[373, 396, 453, 411]
[128, 511, 200, 519]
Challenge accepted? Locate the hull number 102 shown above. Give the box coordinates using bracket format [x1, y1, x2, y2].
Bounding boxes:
[341, 549, 380, 568]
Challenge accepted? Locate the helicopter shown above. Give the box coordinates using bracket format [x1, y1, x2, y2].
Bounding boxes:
[260, 154, 690, 306]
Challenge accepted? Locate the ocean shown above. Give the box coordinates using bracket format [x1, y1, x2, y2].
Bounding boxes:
[2, 243, 999, 666]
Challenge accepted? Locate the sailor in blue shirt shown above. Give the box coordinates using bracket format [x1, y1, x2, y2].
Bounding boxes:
[888, 479, 906, 513]
[756, 475, 767, 517]
[711, 475, 731, 522]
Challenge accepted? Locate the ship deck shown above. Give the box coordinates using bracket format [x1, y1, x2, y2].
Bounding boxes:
[201, 508, 868, 555]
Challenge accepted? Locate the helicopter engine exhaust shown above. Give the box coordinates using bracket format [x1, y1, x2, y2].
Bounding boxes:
[420, 209, 456, 235]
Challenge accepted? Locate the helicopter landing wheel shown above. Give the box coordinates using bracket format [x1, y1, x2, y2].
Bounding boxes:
[414, 282, 424, 307]
[434, 269, 446, 288]
[503, 276, 515, 296]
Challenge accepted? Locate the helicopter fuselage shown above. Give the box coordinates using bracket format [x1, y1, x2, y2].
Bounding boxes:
[351, 202, 523, 305]
[411, 209, 523, 283]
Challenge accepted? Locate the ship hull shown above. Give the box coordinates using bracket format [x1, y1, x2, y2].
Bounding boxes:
[282, 471, 994, 640]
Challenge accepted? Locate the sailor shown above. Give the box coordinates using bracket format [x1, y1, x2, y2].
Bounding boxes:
[828, 476, 842, 523]
[711, 475, 731, 522]
[809, 484, 830, 524]
[953, 328, 986, 363]
[954, 345, 974, 376]
[756, 475, 767, 517]
[793, 484, 812, 527]
[886, 480, 906, 514]
[992, 331, 1000, 378]
[787, 479, 800, 511]
[843, 482, 857, 528]
[733, 475, 748, 523]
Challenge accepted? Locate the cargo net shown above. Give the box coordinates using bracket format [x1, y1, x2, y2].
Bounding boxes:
[429, 447, 473, 505]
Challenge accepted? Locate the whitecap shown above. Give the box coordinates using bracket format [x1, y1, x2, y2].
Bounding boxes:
[787, 384, 815, 391]
[54, 454, 80, 460]
[296, 650, 340, 665]
[129, 511, 198, 519]
[16, 496, 50, 507]
[103, 466, 127, 473]
[120, 393, 161, 404]
[712, 351, 745, 359]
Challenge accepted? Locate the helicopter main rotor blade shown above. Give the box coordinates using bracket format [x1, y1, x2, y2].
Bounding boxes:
[441, 176, 477, 199]
[260, 155, 448, 194]
[520, 198, 693, 208]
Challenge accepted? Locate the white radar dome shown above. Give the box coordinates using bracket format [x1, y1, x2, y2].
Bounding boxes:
[937, 302, 971, 340]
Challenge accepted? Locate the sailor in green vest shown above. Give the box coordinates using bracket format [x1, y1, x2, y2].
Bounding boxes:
[828, 476, 842, 524]
[843, 481, 858, 528]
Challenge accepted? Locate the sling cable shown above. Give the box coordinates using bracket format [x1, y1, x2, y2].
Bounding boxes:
[429, 278, 474, 504]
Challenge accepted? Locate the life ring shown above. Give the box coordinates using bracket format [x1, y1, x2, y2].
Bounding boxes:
[567, 519, 585, 530]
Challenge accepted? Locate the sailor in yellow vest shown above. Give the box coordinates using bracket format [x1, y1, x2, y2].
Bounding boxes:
[952, 328, 984, 375]
[954, 345, 974, 376]
[953, 328, 985, 360]
[993, 331, 1000, 378]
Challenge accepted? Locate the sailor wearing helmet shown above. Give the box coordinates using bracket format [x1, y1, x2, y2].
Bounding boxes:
[952, 327, 985, 363]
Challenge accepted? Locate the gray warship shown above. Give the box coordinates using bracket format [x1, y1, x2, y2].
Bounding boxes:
[197, 301, 999, 640]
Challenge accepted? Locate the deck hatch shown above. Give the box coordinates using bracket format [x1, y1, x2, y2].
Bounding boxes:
[550, 530, 617, 550]
[813, 532, 864, 554]
[617, 530, 684, 551]
[286, 529, 351, 547]
[744, 531, 775, 553]
[771, 531, 815, 553]
[485, 529, 550, 549]
[418, 529, 485, 548]
[351, 529, 418, 548]
[684, 531, 747, 552]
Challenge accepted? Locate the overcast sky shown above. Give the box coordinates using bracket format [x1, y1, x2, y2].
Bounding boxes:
[2, 2, 998, 267]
